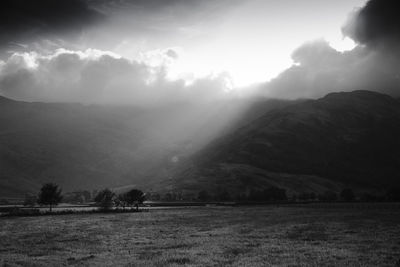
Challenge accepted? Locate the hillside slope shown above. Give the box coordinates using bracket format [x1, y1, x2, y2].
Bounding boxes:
[0, 95, 291, 197]
[166, 91, 400, 195]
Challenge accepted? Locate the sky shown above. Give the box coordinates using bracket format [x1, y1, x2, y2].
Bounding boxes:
[1, 0, 399, 104]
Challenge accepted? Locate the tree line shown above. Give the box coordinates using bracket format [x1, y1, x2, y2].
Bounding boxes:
[148, 187, 400, 203]
[23, 183, 146, 212]
[94, 188, 145, 211]
[21, 183, 400, 212]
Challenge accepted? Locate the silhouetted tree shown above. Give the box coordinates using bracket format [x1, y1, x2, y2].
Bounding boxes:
[124, 189, 145, 210]
[340, 188, 355, 202]
[38, 183, 63, 212]
[115, 193, 128, 209]
[94, 189, 115, 210]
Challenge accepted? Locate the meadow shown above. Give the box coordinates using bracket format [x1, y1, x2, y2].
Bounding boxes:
[1, 204, 400, 266]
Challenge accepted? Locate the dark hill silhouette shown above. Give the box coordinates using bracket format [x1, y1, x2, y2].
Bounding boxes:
[165, 91, 400, 195]
[0, 95, 291, 197]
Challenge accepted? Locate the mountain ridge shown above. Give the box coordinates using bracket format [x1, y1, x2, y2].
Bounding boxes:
[163, 90, 400, 195]
[0, 94, 293, 197]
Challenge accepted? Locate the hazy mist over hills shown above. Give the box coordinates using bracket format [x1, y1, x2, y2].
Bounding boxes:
[1, 0, 400, 198]
[0, 95, 292, 196]
[1, 90, 400, 197]
[165, 90, 400, 196]
[2, 2, 400, 267]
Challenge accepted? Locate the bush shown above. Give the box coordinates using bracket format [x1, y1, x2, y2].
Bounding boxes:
[94, 189, 115, 210]
[118, 189, 145, 210]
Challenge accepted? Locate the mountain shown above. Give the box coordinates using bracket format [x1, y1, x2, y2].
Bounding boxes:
[3, 90, 398, 198]
[165, 91, 400, 196]
[0, 95, 291, 197]
[0, 97, 145, 197]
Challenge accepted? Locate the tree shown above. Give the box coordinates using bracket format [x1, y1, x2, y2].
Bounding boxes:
[38, 183, 63, 212]
[94, 189, 115, 210]
[115, 193, 129, 209]
[124, 189, 145, 210]
[340, 188, 355, 202]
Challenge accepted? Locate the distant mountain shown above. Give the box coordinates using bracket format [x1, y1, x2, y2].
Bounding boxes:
[0, 97, 147, 197]
[165, 91, 400, 195]
[4, 91, 398, 198]
[0, 95, 291, 197]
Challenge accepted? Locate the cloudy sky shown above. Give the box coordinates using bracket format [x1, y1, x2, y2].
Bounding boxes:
[1, 0, 399, 104]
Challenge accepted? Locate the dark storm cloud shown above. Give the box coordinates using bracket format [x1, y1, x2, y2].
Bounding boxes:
[89, 0, 237, 38]
[0, 0, 103, 52]
[91, 0, 202, 12]
[91, 0, 233, 15]
[263, 38, 400, 99]
[342, 0, 400, 47]
[0, 0, 239, 55]
[262, 40, 359, 99]
[261, 0, 400, 99]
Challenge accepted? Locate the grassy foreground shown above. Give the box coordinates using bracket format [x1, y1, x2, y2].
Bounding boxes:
[1, 205, 400, 266]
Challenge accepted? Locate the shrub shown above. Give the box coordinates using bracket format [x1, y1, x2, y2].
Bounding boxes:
[94, 189, 115, 210]
[119, 189, 145, 210]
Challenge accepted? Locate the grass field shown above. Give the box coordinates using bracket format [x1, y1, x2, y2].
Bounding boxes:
[1, 204, 400, 266]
